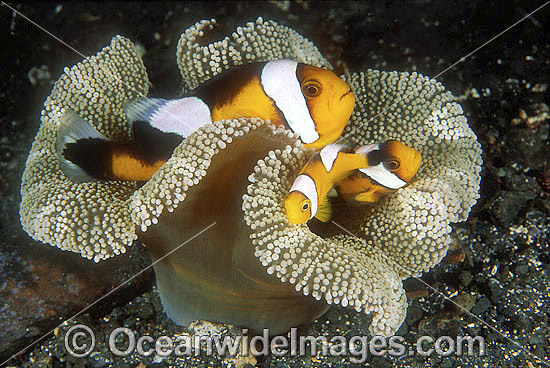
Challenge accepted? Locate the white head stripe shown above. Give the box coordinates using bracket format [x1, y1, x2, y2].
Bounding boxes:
[359, 164, 407, 189]
[355, 143, 379, 155]
[261, 59, 320, 144]
[320, 144, 343, 172]
[151, 97, 212, 137]
[289, 174, 318, 219]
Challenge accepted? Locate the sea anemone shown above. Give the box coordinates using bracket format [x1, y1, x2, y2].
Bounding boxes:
[19, 36, 144, 261]
[19, 17, 482, 336]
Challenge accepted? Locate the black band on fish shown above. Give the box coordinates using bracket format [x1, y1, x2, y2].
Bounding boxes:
[62, 139, 120, 181]
[192, 62, 263, 107]
[131, 120, 183, 162]
[366, 149, 384, 167]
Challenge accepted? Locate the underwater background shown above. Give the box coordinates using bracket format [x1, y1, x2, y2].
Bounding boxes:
[1, 1, 549, 367]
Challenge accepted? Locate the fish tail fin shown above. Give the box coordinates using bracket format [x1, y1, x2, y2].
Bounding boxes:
[314, 197, 333, 222]
[56, 110, 109, 182]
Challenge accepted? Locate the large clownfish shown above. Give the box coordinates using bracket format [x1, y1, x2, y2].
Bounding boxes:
[56, 59, 355, 182]
[336, 140, 421, 204]
[284, 143, 368, 224]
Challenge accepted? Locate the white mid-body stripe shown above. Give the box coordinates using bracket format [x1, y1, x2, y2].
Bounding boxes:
[289, 174, 319, 219]
[260, 59, 320, 144]
[150, 97, 212, 136]
[359, 165, 407, 189]
[320, 144, 343, 172]
[355, 143, 407, 189]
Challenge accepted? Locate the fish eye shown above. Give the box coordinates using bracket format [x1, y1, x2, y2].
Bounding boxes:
[301, 201, 310, 212]
[302, 80, 321, 98]
[384, 158, 400, 171]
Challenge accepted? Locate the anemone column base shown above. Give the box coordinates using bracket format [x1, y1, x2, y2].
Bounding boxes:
[139, 124, 329, 335]
[150, 248, 329, 335]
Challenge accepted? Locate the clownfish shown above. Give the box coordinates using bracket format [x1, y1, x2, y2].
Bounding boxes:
[284, 144, 368, 224]
[56, 59, 355, 182]
[336, 140, 421, 204]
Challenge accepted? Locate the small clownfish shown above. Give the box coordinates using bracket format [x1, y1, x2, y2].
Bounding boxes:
[336, 140, 421, 204]
[284, 144, 368, 224]
[56, 59, 355, 182]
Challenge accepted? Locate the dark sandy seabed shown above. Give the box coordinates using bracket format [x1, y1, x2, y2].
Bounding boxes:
[1, 1, 549, 367]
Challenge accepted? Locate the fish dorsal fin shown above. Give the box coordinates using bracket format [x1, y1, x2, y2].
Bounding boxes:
[314, 197, 333, 222]
[124, 97, 212, 138]
[55, 110, 107, 182]
[319, 144, 344, 172]
[124, 97, 166, 125]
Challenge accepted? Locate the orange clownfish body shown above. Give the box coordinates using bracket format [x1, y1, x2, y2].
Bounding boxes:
[56, 59, 355, 182]
[337, 140, 421, 203]
[284, 140, 422, 225]
[284, 144, 368, 224]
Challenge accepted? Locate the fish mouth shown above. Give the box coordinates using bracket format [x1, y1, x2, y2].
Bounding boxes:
[340, 90, 352, 101]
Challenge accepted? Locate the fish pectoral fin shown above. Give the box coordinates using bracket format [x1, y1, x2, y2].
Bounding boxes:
[353, 191, 378, 203]
[326, 187, 338, 198]
[314, 198, 333, 223]
[55, 109, 108, 182]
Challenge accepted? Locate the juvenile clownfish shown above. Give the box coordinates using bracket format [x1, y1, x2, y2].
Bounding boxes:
[56, 59, 355, 182]
[284, 144, 368, 224]
[336, 140, 421, 204]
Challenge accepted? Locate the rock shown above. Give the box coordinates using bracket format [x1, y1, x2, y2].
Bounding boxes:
[488, 278, 505, 304]
[451, 293, 476, 314]
[405, 305, 423, 327]
[513, 318, 533, 334]
[513, 263, 529, 276]
[471, 296, 492, 315]
[440, 360, 455, 368]
[489, 190, 537, 226]
[396, 320, 409, 335]
[459, 271, 473, 287]
[418, 313, 462, 338]
[403, 278, 429, 293]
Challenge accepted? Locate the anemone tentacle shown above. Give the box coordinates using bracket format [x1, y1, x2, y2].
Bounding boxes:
[176, 17, 331, 92]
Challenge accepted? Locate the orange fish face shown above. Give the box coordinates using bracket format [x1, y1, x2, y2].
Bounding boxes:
[336, 140, 422, 204]
[380, 140, 422, 182]
[297, 65, 355, 150]
[284, 191, 313, 225]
